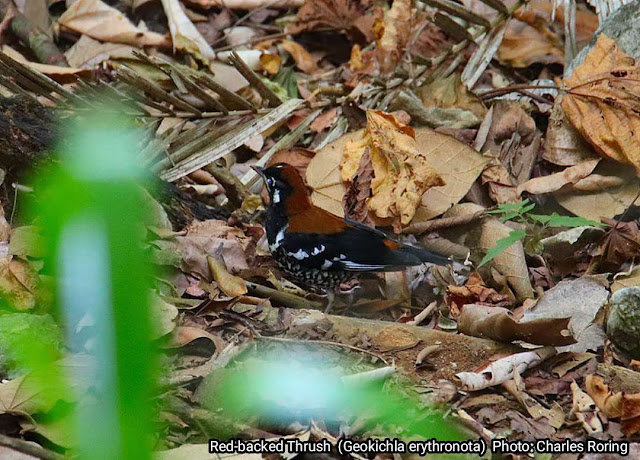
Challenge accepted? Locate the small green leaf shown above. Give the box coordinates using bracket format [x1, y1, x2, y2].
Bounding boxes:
[486, 199, 531, 215]
[487, 200, 535, 222]
[478, 230, 527, 268]
[529, 213, 604, 228]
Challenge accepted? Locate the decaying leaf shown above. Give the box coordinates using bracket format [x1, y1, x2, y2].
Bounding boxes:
[342, 147, 374, 224]
[622, 393, 640, 436]
[498, 0, 597, 68]
[570, 380, 603, 434]
[562, 34, 640, 175]
[340, 111, 444, 226]
[0, 374, 60, 415]
[161, 0, 216, 64]
[207, 256, 248, 297]
[544, 103, 600, 166]
[476, 102, 541, 203]
[150, 291, 179, 339]
[455, 346, 556, 391]
[458, 304, 575, 346]
[446, 273, 513, 313]
[0, 257, 39, 311]
[57, 0, 169, 47]
[307, 121, 484, 225]
[310, 108, 338, 133]
[419, 73, 487, 121]
[555, 161, 640, 220]
[374, 0, 412, 73]
[287, 0, 374, 42]
[521, 275, 610, 352]
[612, 266, 640, 292]
[598, 219, 640, 270]
[586, 375, 623, 418]
[175, 220, 256, 277]
[266, 147, 316, 173]
[517, 159, 600, 195]
[503, 372, 565, 428]
[281, 40, 319, 74]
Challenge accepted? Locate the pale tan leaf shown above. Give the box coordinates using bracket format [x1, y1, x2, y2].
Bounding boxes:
[544, 103, 600, 166]
[555, 161, 640, 220]
[161, 0, 216, 63]
[586, 375, 623, 418]
[57, 0, 169, 47]
[517, 159, 600, 195]
[340, 111, 444, 226]
[1, 46, 90, 83]
[65, 35, 138, 69]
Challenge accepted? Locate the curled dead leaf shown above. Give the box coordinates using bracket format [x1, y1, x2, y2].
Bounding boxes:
[207, 256, 248, 297]
[458, 304, 575, 346]
[517, 159, 600, 195]
[281, 40, 319, 74]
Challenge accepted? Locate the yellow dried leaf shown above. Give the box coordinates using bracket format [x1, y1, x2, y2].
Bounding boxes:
[259, 53, 281, 75]
[307, 127, 485, 223]
[207, 256, 248, 298]
[375, 0, 411, 73]
[562, 34, 640, 175]
[586, 375, 623, 418]
[340, 111, 444, 226]
[281, 40, 318, 74]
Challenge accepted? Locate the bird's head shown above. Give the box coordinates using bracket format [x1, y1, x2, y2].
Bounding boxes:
[252, 163, 311, 214]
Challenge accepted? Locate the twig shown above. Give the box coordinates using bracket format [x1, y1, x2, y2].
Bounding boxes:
[245, 281, 324, 310]
[478, 84, 560, 100]
[0, 434, 64, 460]
[9, 12, 68, 67]
[228, 51, 282, 107]
[402, 209, 487, 234]
[256, 336, 390, 365]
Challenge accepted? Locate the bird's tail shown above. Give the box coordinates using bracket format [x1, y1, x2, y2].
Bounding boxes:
[394, 244, 451, 266]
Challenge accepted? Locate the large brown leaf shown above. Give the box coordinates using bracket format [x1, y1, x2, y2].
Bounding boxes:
[306, 125, 486, 225]
[340, 111, 444, 226]
[562, 34, 640, 175]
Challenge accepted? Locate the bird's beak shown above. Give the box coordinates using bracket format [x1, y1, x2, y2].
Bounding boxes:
[251, 165, 266, 181]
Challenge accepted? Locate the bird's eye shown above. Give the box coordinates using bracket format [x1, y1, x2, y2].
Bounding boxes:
[266, 178, 274, 187]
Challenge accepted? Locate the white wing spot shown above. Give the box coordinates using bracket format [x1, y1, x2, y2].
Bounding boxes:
[272, 189, 280, 204]
[312, 245, 325, 255]
[269, 225, 287, 251]
[321, 260, 333, 269]
[290, 249, 310, 260]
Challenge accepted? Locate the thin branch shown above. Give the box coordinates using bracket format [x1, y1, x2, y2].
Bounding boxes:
[0, 434, 64, 460]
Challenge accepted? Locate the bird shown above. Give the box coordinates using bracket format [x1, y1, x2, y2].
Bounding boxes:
[252, 162, 451, 309]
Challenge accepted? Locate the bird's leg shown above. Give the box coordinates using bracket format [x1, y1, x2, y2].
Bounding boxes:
[323, 290, 336, 314]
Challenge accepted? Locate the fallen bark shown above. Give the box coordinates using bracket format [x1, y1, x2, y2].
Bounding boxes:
[257, 306, 519, 381]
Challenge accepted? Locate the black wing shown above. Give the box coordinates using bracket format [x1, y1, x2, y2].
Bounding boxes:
[281, 223, 449, 272]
